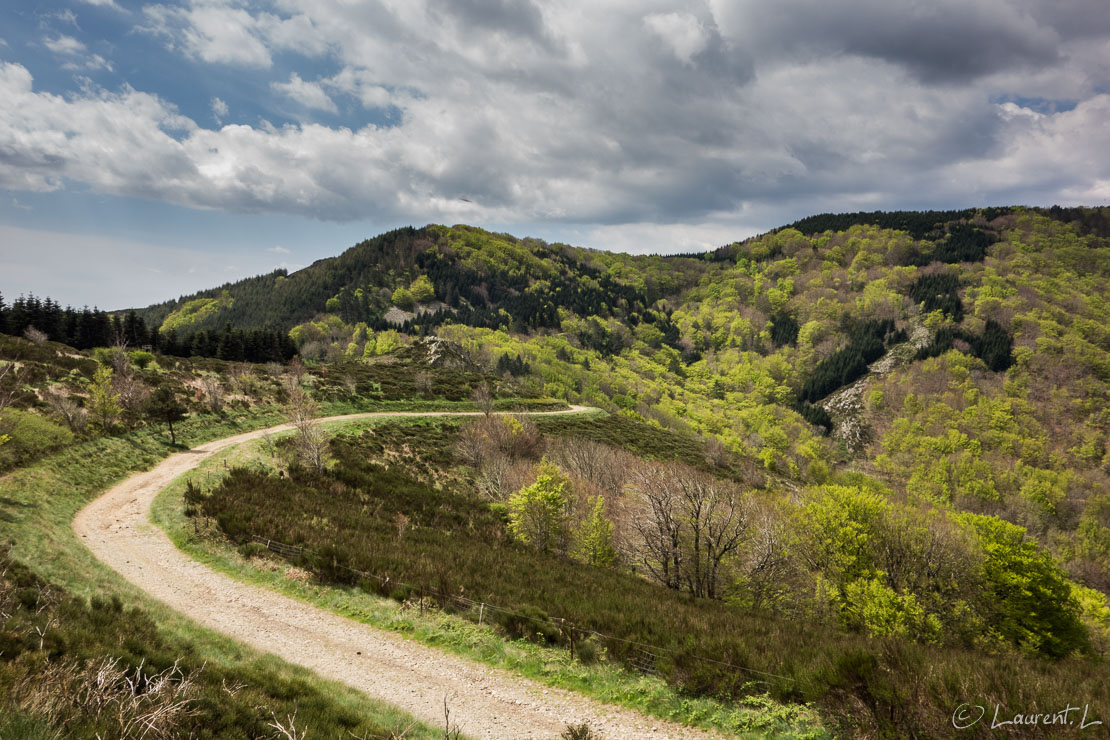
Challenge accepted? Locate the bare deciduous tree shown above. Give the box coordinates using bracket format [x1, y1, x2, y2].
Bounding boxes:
[626, 461, 751, 598]
[114, 373, 151, 415]
[456, 414, 545, 501]
[454, 419, 491, 469]
[474, 451, 513, 500]
[681, 472, 751, 599]
[43, 385, 88, 432]
[198, 376, 225, 413]
[547, 437, 634, 496]
[102, 341, 150, 417]
[471, 381, 493, 416]
[454, 414, 543, 468]
[627, 462, 684, 591]
[23, 326, 47, 344]
[703, 437, 731, 469]
[286, 386, 331, 471]
[228, 362, 257, 396]
[288, 356, 307, 383]
[735, 498, 794, 611]
[475, 455, 534, 502]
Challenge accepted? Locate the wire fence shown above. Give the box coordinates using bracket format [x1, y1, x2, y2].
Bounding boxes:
[248, 533, 794, 687]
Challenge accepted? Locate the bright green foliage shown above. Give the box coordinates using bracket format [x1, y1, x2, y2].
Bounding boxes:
[87, 365, 122, 432]
[572, 496, 616, 566]
[9, 208, 1110, 684]
[507, 459, 570, 553]
[377, 329, 404, 354]
[1073, 511, 1110, 562]
[129, 350, 154, 369]
[834, 577, 940, 642]
[391, 286, 415, 310]
[409, 274, 435, 303]
[799, 485, 888, 583]
[159, 290, 233, 332]
[958, 513, 1089, 658]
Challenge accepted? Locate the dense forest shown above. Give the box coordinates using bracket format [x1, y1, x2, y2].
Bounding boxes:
[130, 224, 709, 338]
[0, 293, 295, 363]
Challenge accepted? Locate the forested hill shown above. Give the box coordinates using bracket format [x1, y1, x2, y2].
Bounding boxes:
[132, 224, 711, 337]
[134, 206, 1110, 342]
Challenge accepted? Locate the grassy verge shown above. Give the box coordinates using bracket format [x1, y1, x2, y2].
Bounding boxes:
[151, 417, 828, 740]
[0, 405, 463, 739]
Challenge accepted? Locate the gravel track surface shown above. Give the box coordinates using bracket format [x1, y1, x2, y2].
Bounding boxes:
[74, 407, 719, 739]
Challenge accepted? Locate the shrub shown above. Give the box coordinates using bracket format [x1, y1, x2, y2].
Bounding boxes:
[958, 513, 1090, 658]
[129, 350, 154, 370]
[571, 496, 617, 567]
[239, 541, 270, 559]
[561, 723, 598, 740]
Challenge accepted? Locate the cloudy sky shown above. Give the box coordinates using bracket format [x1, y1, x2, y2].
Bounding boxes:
[1, 0, 1108, 308]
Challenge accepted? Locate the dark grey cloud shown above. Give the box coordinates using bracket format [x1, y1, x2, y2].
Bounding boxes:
[719, 0, 1062, 83]
[1022, 0, 1110, 38]
[427, 0, 548, 42]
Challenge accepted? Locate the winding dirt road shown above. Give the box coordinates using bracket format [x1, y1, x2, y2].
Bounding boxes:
[73, 408, 717, 740]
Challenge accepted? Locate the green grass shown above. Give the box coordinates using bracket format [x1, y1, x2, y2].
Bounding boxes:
[151, 418, 829, 740]
[0, 405, 453, 740]
[0, 409, 74, 472]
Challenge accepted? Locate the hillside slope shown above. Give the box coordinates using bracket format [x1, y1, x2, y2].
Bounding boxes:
[259, 208, 1110, 596]
[129, 209, 1110, 596]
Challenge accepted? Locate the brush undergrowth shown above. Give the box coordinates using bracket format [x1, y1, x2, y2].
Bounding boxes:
[151, 425, 828, 739]
[180, 415, 1110, 738]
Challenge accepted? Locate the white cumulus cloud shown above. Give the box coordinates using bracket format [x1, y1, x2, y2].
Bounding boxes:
[44, 35, 87, 55]
[271, 73, 337, 113]
[211, 96, 228, 123]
